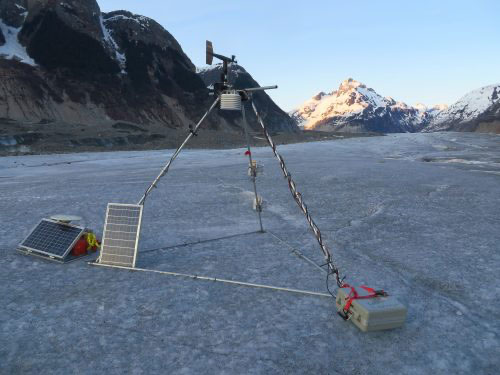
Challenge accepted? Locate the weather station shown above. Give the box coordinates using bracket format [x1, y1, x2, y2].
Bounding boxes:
[18, 41, 407, 332]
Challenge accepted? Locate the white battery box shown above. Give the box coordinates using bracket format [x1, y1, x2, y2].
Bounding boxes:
[336, 285, 407, 332]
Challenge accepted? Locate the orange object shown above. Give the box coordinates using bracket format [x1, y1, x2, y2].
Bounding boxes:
[71, 237, 88, 256]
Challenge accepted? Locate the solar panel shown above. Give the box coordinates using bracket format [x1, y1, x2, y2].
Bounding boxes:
[98, 203, 143, 268]
[19, 219, 84, 260]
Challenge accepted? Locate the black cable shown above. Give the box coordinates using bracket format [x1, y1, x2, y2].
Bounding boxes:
[140, 230, 261, 255]
[326, 271, 337, 299]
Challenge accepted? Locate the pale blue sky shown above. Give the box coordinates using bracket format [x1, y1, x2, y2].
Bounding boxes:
[99, 0, 499, 111]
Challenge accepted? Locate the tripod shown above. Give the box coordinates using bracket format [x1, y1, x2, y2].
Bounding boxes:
[138, 87, 277, 235]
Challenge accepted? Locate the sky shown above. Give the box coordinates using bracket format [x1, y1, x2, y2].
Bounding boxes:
[99, 0, 500, 111]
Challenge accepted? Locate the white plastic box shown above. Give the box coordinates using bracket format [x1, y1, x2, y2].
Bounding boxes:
[336, 286, 407, 332]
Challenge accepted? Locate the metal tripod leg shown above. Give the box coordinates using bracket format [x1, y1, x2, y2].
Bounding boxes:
[138, 97, 220, 206]
[242, 104, 264, 232]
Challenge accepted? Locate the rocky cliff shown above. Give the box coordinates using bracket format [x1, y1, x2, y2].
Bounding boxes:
[0, 0, 295, 153]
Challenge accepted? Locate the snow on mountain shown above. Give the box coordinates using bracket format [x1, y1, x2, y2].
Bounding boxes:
[428, 84, 500, 132]
[432, 103, 449, 112]
[99, 15, 126, 72]
[0, 16, 35, 66]
[414, 103, 428, 112]
[197, 63, 247, 80]
[291, 78, 434, 133]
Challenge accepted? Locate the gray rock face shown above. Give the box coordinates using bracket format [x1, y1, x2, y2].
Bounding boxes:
[198, 64, 299, 132]
[103, 10, 194, 71]
[0, 0, 297, 147]
[0, 0, 28, 28]
[25, 0, 102, 40]
[0, 0, 218, 132]
[19, 0, 119, 73]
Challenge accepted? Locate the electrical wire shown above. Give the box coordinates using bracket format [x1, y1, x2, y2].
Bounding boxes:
[140, 231, 261, 255]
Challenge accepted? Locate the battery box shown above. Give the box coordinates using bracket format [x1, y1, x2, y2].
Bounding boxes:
[336, 286, 407, 332]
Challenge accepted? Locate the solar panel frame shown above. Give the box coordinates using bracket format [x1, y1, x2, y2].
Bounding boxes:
[19, 219, 85, 260]
[98, 203, 143, 268]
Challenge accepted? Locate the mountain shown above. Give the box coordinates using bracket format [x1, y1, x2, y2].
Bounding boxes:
[291, 78, 432, 133]
[0, 0, 295, 153]
[414, 103, 449, 116]
[426, 84, 500, 133]
[197, 63, 298, 132]
[0, 0, 210, 127]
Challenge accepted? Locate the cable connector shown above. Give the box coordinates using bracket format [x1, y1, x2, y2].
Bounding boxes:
[189, 124, 198, 136]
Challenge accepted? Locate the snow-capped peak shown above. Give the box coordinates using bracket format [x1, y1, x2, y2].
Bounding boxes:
[290, 78, 434, 133]
[291, 78, 400, 130]
[429, 84, 500, 130]
[339, 78, 364, 91]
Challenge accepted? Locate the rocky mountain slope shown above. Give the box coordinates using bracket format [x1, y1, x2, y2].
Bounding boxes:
[198, 64, 298, 133]
[427, 84, 500, 133]
[0, 0, 296, 153]
[290, 78, 439, 133]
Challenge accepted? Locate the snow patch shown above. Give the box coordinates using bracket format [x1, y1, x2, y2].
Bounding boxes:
[104, 14, 151, 30]
[197, 63, 245, 80]
[196, 64, 221, 74]
[0, 20, 36, 66]
[100, 15, 127, 72]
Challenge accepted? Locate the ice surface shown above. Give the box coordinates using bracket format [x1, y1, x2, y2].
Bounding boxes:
[0, 133, 499, 374]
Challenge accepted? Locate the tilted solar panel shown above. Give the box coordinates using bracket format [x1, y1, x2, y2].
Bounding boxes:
[98, 203, 143, 268]
[19, 219, 84, 259]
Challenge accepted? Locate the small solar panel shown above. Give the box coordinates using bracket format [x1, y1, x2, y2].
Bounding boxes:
[19, 219, 84, 259]
[98, 203, 143, 268]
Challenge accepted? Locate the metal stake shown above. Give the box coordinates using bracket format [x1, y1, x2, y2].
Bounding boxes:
[242, 103, 264, 232]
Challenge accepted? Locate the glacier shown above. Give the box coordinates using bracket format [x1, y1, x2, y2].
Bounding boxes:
[0, 132, 499, 374]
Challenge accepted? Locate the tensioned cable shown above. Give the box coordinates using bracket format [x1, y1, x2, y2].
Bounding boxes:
[267, 230, 326, 274]
[250, 99, 344, 289]
[140, 231, 262, 255]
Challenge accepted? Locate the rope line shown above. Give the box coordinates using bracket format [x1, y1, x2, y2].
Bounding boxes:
[140, 231, 262, 254]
